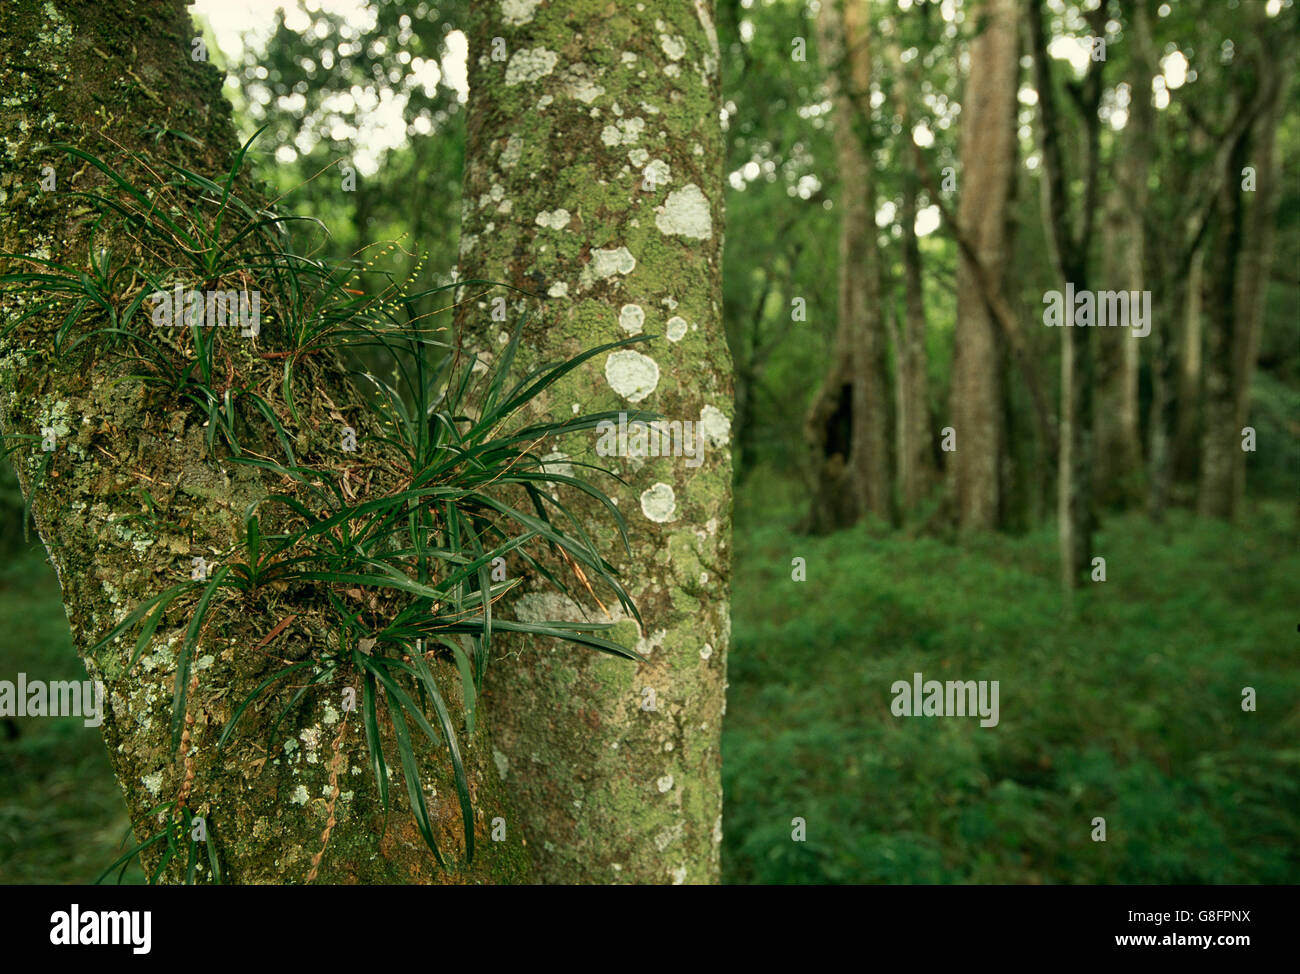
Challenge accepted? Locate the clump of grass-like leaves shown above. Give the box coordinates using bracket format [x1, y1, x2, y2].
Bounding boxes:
[0, 128, 651, 880]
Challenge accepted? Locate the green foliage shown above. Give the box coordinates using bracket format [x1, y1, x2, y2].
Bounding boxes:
[723, 476, 1299, 884]
[0, 132, 649, 879]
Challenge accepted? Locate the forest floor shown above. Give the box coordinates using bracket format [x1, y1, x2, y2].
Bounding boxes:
[723, 475, 1298, 883]
[1, 483, 1295, 883]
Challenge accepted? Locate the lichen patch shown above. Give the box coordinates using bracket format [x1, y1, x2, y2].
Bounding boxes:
[656, 184, 712, 239]
[639, 482, 677, 523]
[605, 349, 659, 402]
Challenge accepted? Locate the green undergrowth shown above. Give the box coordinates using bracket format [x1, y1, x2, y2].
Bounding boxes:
[723, 475, 1299, 884]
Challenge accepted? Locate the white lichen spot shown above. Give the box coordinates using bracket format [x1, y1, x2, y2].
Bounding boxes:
[505, 47, 558, 86]
[640, 482, 677, 523]
[628, 147, 650, 168]
[562, 65, 605, 103]
[672, 865, 688, 884]
[700, 404, 731, 447]
[299, 727, 322, 764]
[141, 772, 163, 797]
[323, 704, 340, 726]
[548, 281, 570, 298]
[536, 94, 554, 110]
[534, 208, 571, 230]
[541, 451, 573, 481]
[665, 315, 688, 342]
[701, 642, 714, 660]
[659, 32, 687, 61]
[654, 820, 684, 851]
[656, 184, 712, 239]
[618, 304, 645, 335]
[606, 349, 659, 403]
[664, 63, 682, 78]
[493, 747, 510, 779]
[600, 116, 645, 147]
[621, 51, 638, 65]
[499, 133, 523, 168]
[656, 774, 675, 793]
[644, 158, 671, 186]
[290, 785, 310, 805]
[500, 0, 540, 26]
[590, 246, 636, 278]
[637, 627, 667, 657]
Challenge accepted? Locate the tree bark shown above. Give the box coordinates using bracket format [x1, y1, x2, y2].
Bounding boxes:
[805, 0, 892, 532]
[0, 0, 526, 883]
[1029, 0, 1104, 590]
[892, 66, 936, 515]
[455, 0, 732, 883]
[1228, 28, 1290, 514]
[1093, 8, 1151, 509]
[1195, 11, 1291, 521]
[950, 0, 1018, 531]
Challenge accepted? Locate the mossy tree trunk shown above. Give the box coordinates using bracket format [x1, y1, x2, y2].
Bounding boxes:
[0, 0, 526, 884]
[455, 0, 732, 884]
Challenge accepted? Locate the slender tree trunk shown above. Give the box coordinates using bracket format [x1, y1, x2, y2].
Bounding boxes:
[1198, 134, 1251, 519]
[1093, 14, 1150, 510]
[950, 0, 1018, 531]
[0, 0, 525, 884]
[455, 0, 732, 884]
[1171, 247, 1204, 485]
[896, 135, 936, 514]
[1229, 45, 1289, 513]
[805, 0, 891, 532]
[1029, 0, 1103, 590]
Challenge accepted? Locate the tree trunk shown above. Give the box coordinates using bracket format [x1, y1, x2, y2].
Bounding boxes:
[1171, 247, 1204, 485]
[1229, 40, 1289, 514]
[0, 0, 526, 883]
[454, 0, 732, 884]
[805, 0, 891, 532]
[895, 126, 936, 514]
[1029, 0, 1103, 590]
[1198, 132, 1250, 519]
[1093, 15, 1151, 510]
[950, 0, 1018, 531]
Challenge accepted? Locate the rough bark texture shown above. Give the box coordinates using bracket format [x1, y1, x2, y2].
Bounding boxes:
[950, 0, 1017, 531]
[805, 0, 891, 533]
[454, 0, 732, 884]
[0, 0, 527, 884]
